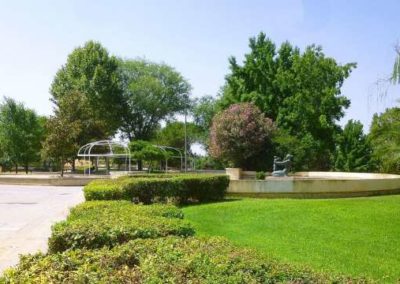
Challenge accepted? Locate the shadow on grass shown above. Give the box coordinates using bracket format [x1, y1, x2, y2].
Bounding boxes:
[178, 198, 243, 208]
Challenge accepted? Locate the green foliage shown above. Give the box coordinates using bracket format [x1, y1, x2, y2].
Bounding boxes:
[192, 95, 218, 146]
[129, 140, 167, 161]
[129, 140, 168, 171]
[195, 155, 226, 170]
[272, 129, 320, 171]
[119, 58, 191, 141]
[209, 102, 275, 169]
[83, 174, 229, 204]
[0, 97, 44, 172]
[218, 33, 356, 170]
[153, 121, 201, 150]
[41, 93, 83, 176]
[333, 120, 375, 172]
[369, 107, 400, 173]
[255, 171, 266, 180]
[1, 236, 348, 284]
[48, 201, 194, 252]
[391, 44, 400, 84]
[50, 41, 124, 136]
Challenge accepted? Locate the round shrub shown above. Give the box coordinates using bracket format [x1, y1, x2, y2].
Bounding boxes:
[209, 103, 275, 169]
[256, 171, 266, 180]
[48, 201, 194, 252]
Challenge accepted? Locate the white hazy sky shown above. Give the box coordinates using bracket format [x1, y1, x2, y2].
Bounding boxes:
[0, 0, 399, 130]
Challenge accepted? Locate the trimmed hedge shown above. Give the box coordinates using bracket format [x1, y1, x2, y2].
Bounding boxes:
[48, 201, 194, 252]
[1, 237, 364, 283]
[84, 174, 230, 204]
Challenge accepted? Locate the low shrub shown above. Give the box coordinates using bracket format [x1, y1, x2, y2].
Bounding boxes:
[256, 171, 266, 180]
[48, 201, 194, 252]
[1, 237, 362, 283]
[84, 174, 230, 204]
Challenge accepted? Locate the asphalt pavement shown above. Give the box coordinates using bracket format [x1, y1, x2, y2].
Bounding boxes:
[0, 185, 83, 273]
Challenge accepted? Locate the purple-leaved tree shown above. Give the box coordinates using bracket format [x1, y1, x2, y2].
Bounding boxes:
[209, 103, 275, 169]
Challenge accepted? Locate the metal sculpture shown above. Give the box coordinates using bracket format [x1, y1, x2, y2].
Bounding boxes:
[272, 154, 293, 177]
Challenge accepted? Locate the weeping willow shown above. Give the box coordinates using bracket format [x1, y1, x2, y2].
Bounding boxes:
[391, 45, 400, 84]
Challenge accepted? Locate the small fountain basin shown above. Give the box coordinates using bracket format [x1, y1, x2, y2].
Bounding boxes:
[227, 171, 400, 198]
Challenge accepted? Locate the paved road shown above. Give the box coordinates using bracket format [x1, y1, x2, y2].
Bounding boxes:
[0, 185, 84, 273]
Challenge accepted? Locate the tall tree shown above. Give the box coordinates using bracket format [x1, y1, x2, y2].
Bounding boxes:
[42, 94, 82, 177]
[119, 59, 191, 141]
[333, 120, 375, 172]
[391, 44, 400, 84]
[192, 95, 217, 147]
[0, 97, 44, 173]
[369, 107, 400, 173]
[153, 121, 201, 151]
[53, 90, 108, 170]
[218, 32, 356, 170]
[50, 41, 124, 137]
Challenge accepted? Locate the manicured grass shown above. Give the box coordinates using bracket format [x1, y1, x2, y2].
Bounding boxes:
[182, 195, 400, 282]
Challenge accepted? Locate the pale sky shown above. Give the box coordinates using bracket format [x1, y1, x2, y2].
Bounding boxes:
[0, 0, 399, 130]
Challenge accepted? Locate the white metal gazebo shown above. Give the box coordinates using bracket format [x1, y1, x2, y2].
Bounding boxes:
[77, 140, 131, 175]
[154, 145, 183, 172]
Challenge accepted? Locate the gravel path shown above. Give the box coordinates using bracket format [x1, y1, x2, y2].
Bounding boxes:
[0, 185, 83, 273]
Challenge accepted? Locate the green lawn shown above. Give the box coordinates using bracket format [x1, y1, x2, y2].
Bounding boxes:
[182, 196, 400, 282]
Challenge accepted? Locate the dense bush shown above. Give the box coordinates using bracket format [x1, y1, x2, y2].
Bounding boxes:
[256, 171, 266, 180]
[84, 174, 229, 204]
[333, 119, 375, 172]
[1, 237, 361, 283]
[369, 107, 400, 173]
[48, 201, 194, 252]
[209, 102, 275, 169]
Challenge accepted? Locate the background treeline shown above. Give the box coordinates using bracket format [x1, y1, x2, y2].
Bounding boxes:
[0, 33, 398, 174]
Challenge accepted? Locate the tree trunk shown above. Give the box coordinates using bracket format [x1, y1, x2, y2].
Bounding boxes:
[15, 164, 18, 174]
[25, 164, 28, 174]
[60, 157, 64, 177]
[138, 160, 143, 171]
[106, 157, 110, 175]
[72, 159, 76, 173]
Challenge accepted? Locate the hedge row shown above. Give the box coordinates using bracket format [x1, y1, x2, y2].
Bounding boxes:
[48, 201, 194, 252]
[84, 174, 230, 204]
[1, 237, 362, 283]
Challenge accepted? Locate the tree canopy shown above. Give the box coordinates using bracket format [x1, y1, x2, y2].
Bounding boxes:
[129, 140, 169, 171]
[209, 103, 275, 169]
[192, 96, 217, 147]
[50, 40, 125, 137]
[119, 59, 192, 141]
[41, 92, 85, 176]
[153, 121, 201, 151]
[218, 32, 356, 170]
[333, 120, 375, 172]
[391, 44, 400, 84]
[369, 107, 400, 173]
[0, 98, 44, 173]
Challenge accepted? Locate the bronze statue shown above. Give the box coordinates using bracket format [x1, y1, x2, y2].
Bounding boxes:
[272, 154, 293, 177]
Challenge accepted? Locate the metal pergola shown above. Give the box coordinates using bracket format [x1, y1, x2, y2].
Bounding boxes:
[154, 145, 183, 172]
[77, 140, 131, 176]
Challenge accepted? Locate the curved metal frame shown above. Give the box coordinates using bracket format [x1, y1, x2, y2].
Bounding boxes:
[153, 145, 183, 172]
[77, 140, 131, 176]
